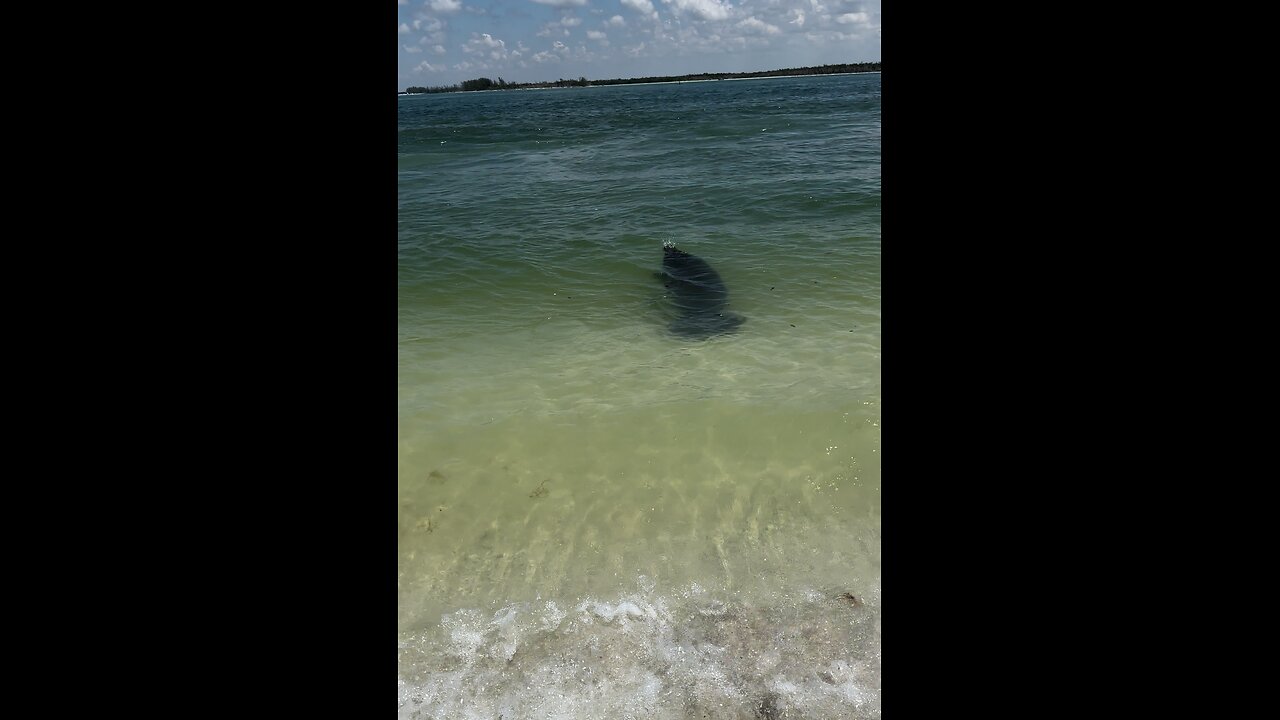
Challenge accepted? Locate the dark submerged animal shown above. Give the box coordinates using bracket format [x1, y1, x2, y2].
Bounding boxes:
[658, 241, 745, 340]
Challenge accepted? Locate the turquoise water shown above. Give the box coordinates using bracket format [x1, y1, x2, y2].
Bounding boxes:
[398, 73, 880, 719]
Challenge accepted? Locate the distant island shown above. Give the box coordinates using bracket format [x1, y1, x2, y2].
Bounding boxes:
[400, 62, 880, 95]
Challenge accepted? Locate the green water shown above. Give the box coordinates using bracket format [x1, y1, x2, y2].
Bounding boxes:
[398, 73, 881, 718]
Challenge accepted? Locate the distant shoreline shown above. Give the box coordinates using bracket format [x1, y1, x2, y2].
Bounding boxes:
[399, 62, 881, 96]
[607, 70, 881, 88]
[475, 71, 880, 93]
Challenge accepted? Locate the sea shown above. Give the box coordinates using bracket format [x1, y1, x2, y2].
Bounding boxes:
[397, 72, 881, 719]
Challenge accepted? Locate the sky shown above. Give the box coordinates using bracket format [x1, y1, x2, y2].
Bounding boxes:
[397, 0, 880, 91]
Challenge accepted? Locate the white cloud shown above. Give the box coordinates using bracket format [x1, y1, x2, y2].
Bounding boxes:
[540, 16, 581, 35]
[463, 33, 511, 61]
[414, 61, 443, 72]
[738, 16, 780, 34]
[398, 23, 411, 34]
[663, 0, 731, 22]
[402, 0, 881, 82]
[621, 0, 655, 14]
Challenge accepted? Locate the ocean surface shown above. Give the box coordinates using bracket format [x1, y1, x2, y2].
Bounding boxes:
[397, 72, 881, 719]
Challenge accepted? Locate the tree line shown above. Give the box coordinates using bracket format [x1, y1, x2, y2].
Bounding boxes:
[402, 62, 880, 95]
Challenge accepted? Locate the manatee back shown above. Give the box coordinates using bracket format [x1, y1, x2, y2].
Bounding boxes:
[662, 245, 729, 296]
[659, 243, 744, 339]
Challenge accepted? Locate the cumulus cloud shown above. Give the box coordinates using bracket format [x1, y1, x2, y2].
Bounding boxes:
[402, 0, 881, 83]
[621, 0, 655, 15]
[738, 16, 781, 34]
[414, 61, 443, 72]
[539, 18, 581, 36]
[470, 33, 506, 49]
[463, 32, 512, 60]
[663, 0, 731, 22]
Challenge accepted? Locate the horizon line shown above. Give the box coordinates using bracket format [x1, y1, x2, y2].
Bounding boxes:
[398, 61, 881, 95]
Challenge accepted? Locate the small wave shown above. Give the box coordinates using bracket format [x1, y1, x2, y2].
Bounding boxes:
[398, 580, 880, 719]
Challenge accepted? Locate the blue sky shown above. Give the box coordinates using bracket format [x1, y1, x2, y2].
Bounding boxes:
[397, 0, 880, 91]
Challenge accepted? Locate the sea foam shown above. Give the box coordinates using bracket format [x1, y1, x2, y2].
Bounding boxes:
[398, 579, 880, 719]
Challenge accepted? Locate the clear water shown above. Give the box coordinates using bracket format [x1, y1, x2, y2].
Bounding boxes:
[398, 73, 880, 719]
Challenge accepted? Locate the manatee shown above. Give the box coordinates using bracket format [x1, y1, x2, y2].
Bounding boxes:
[657, 240, 745, 340]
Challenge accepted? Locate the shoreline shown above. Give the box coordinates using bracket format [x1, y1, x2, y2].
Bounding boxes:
[398, 70, 880, 96]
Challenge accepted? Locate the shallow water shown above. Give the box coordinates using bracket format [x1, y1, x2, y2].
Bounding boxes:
[398, 73, 880, 718]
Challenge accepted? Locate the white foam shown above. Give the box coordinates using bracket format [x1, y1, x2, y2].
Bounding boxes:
[399, 580, 881, 719]
[578, 598, 651, 623]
